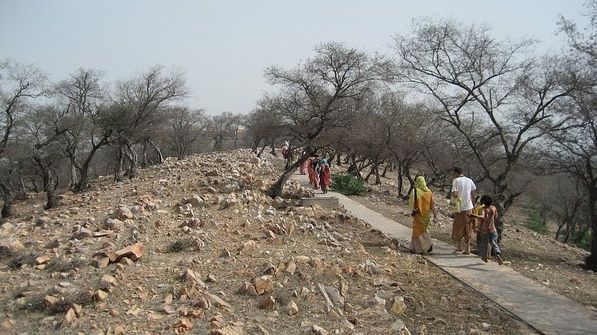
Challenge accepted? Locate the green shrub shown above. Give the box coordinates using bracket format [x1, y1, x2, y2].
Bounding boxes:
[331, 174, 368, 196]
[571, 229, 591, 250]
[525, 209, 548, 234]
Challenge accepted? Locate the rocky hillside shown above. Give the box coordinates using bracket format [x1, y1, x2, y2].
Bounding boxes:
[0, 150, 534, 335]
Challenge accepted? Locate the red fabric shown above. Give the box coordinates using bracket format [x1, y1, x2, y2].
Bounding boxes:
[321, 165, 331, 187]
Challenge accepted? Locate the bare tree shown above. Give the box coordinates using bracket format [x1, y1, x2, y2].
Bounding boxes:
[245, 104, 285, 157]
[0, 59, 45, 218]
[394, 19, 577, 213]
[113, 66, 188, 178]
[165, 107, 206, 159]
[264, 42, 390, 197]
[547, 0, 597, 270]
[26, 106, 69, 209]
[54, 68, 112, 192]
[206, 112, 240, 151]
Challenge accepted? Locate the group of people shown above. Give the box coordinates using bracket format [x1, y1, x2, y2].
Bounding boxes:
[409, 167, 503, 265]
[300, 154, 331, 193]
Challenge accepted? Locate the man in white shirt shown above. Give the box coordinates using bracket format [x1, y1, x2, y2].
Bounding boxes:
[451, 167, 476, 254]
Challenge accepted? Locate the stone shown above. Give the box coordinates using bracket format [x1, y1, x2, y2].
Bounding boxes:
[285, 260, 297, 275]
[73, 227, 93, 239]
[1, 319, 15, 330]
[206, 292, 232, 310]
[61, 308, 77, 327]
[93, 257, 110, 268]
[71, 303, 83, 316]
[92, 230, 114, 237]
[114, 242, 144, 261]
[118, 257, 134, 266]
[258, 295, 276, 309]
[389, 296, 407, 316]
[104, 218, 122, 230]
[254, 276, 273, 295]
[182, 195, 204, 207]
[173, 318, 193, 332]
[210, 322, 244, 335]
[126, 307, 143, 316]
[163, 305, 176, 314]
[324, 286, 344, 305]
[0, 238, 24, 253]
[94, 290, 109, 301]
[184, 268, 207, 288]
[36, 255, 51, 265]
[286, 300, 298, 316]
[181, 218, 202, 229]
[339, 279, 348, 297]
[312, 324, 329, 335]
[164, 293, 173, 304]
[191, 296, 210, 309]
[44, 295, 62, 309]
[113, 325, 126, 335]
[114, 205, 134, 220]
[391, 319, 411, 334]
[220, 248, 232, 258]
[481, 322, 491, 331]
[101, 274, 118, 287]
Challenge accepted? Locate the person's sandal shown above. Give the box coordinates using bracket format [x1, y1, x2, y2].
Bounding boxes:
[496, 254, 504, 265]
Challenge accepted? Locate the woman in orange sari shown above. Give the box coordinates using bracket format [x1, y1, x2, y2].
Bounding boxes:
[409, 176, 437, 254]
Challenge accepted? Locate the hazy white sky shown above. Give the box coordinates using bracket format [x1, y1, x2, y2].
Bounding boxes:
[0, 0, 587, 114]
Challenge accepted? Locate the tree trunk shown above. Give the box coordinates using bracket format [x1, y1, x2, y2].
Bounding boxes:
[41, 167, 59, 209]
[149, 140, 164, 164]
[268, 149, 314, 198]
[257, 145, 267, 158]
[555, 221, 565, 240]
[270, 140, 276, 156]
[381, 164, 389, 178]
[114, 146, 125, 182]
[0, 182, 13, 219]
[124, 143, 139, 178]
[374, 162, 381, 185]
[397, 162, 404, 198]
[70, 162, 79, 189]
[586, 195, 597, 271]
[142, 142, 149, 167]
[346, 155, 363, 181]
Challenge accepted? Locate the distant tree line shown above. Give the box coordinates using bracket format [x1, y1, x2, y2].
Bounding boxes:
[0, 64, 248, 214]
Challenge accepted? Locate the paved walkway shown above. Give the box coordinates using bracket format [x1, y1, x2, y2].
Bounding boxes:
[293, 174, 597, 335]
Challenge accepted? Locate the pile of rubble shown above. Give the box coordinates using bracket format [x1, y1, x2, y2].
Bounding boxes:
[0, 150, 532, 334]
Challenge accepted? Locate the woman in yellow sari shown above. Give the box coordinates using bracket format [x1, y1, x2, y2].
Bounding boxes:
[409, 176, 438, 254]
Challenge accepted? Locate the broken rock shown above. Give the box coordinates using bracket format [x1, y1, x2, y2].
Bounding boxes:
[115, 242, 144, 262]
[254, 276, 273, 295]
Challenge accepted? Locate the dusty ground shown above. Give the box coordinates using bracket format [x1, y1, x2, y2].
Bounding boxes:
[0, 150, 537, 335]
[346, 172, 597, 311]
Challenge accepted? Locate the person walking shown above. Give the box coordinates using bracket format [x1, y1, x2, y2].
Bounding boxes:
[451, 167, 476, 254]
[474, 195, 504, 264]
[409, 176, 437, 254]
[319, 158, 331, 193]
